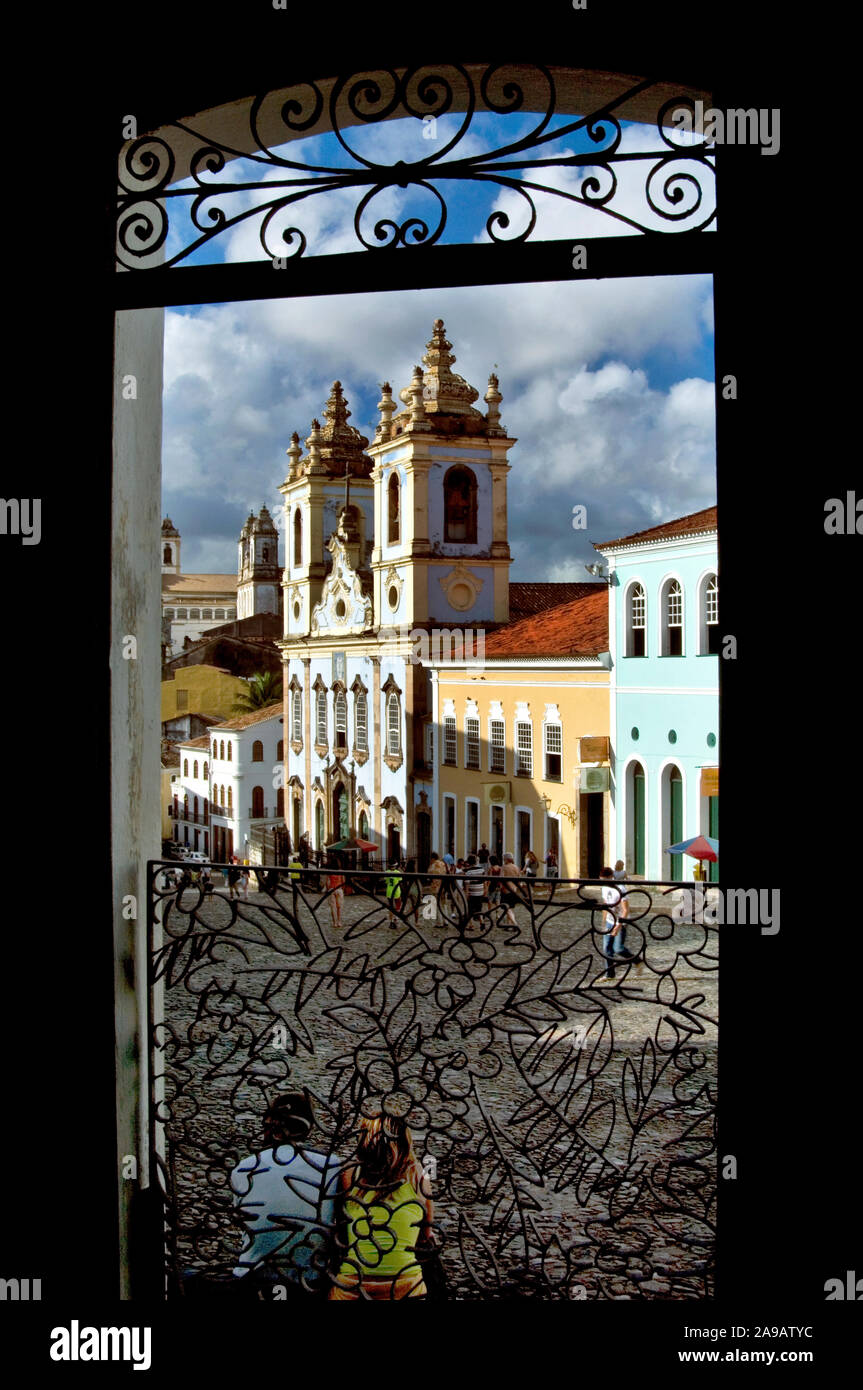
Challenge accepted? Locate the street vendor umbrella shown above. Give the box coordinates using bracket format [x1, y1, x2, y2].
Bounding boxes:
[327, 837, 377, 853]
[665, 834, 719, 862]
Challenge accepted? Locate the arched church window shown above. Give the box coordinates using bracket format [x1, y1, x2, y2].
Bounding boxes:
[252, 740, 264, 762]
[316, 689, 328, 747]
[163, 544, 172, 564]
[294, 509, 303, 567]
[262, 546, 269, 562]
[334, 690, 348, 751]
[444, 466, 477, 543]
[387, 692, 401, 758]
[355, 692, 368, 753]
[388, 474, 400, 545]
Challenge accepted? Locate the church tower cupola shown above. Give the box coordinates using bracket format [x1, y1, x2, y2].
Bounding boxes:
[161, 517, 181, 574]
[368, 319, 516, 629]
[237, 505, 282, 620]
[279, 382, 375, 639]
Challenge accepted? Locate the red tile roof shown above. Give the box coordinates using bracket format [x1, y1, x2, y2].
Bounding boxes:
[216, 700, 284, 731]
[508, 581, 599, 620]
[484, 587, 609, 658]
[594, 506, 717, 551]
[178, 735, 213, 749]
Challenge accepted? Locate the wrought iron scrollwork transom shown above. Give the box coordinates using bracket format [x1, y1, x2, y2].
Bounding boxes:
[118, 66, 716, 269]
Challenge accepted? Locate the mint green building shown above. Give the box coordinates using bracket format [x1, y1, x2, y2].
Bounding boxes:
[594, 508, 719, 882]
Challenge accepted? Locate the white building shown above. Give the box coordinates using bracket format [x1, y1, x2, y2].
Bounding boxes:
[171, 734, 212, 854]
[278, 321, 516, 863]
[207, 703, 285, 864]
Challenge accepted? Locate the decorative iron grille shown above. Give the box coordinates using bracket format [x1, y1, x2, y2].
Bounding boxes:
[119, 66, 716, 270]
[148, 861, 717, 1300]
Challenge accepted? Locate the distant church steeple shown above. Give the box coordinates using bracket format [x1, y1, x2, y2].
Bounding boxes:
[237, 505, 281, 620]
[161, 517, 181, 574]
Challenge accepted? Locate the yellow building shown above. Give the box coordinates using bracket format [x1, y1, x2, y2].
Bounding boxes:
[161, 664, 250, 728]
[432, 588, 611, 877]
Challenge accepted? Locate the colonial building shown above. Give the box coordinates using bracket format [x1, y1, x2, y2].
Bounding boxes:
[161, 663, 250, 740]
[431, 588, 611, 876]
[594, 507, 719, 881]
[161, 506, 283, 657]
[277, 320, 517, 862]
[171, 734, 212, 854]
[207, 702, 285, 864]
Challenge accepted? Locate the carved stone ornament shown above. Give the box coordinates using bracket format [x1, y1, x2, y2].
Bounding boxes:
[439, 562, 483, 612]
[310, 535, 373, 633]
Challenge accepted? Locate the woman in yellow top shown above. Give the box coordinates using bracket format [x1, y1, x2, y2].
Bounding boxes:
[329, 1114, 434, 1300]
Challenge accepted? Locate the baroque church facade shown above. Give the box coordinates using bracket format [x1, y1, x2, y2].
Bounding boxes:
[278, 319, 516, 864]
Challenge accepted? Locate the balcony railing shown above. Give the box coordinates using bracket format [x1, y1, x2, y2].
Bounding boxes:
[147, 864, 718, 1303]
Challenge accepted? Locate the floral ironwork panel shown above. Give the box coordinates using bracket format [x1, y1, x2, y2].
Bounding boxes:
[118, 66, 716, 269]
[149, 863, 717, 1300]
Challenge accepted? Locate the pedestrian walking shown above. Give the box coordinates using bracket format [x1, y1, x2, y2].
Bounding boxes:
[227, 862, 241, 900]
[463, 854, 487, 927]
[499, 853, 523, 927]
[327, 869, 345, 928]
[596, 865, 637, 985]
[545, 849, 559, 880]
[477, 843, 490, 866]
[385, 864, 404, 926]
[523, 848, 539, 878]
[487, 854, 502, 911]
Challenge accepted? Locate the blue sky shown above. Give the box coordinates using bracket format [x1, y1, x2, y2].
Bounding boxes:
[159, 111, 715, 581]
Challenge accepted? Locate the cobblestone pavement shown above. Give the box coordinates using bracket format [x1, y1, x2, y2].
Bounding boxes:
[154, 878, 717, 1300]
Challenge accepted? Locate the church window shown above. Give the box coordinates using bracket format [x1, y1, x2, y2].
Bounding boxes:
[202, 608, 212, 619]
[227, 786, 233, 810]
[252, 740, 264, 762]
[355, 691, 368, 752]
[544, 722, 562, 782]
[262, 547, 269, 562]
[227, 741, 233, 760]
[465, 716, 480, 769]
[292, 690, 302, 743]
[443, 715, 457, 766]
[176, 609, 187, 620]
[219, 741, 225, 760]
[424, 722, 433, 767]
[444, 466, 477, 543]
[334, 690, 348, 751]
[490, 718, 505, 773]
[515, 721, 533, 776]
[193, 760, 198, 778]
[626, 583, 646, 657]
[386, 692, 401, 758]
[183, 759, 189, 776]
[294, 509, 303, 567]
[163, 544, 172, 564]
[203, 762, 209, 779]
[661, 579, 684, 656]
[189, 608, 200, 620]
[214, 609, 225, 620]
[388, 474, 400, 544]
[316, 689, 328, 746]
